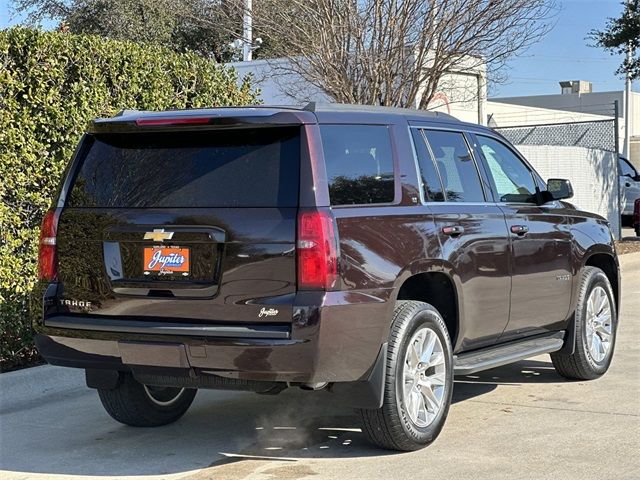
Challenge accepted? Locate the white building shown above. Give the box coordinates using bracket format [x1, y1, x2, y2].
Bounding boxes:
[228, 57, 487, 125]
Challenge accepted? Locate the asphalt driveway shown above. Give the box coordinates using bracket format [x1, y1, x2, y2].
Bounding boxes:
[1, 254, 639, 480]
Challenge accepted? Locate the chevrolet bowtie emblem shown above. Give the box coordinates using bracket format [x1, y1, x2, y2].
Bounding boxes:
[143, 229, 174, 242]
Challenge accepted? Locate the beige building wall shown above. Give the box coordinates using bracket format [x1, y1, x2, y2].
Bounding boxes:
[487, 101, 611, 127]
[631, 139, 640, 170]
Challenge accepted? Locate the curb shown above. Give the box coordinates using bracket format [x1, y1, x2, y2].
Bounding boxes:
[0, 364, 85, 411]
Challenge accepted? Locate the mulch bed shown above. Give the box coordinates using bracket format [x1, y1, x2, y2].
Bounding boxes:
[0, 351, 44, 373]
[616, 239, 640, 255]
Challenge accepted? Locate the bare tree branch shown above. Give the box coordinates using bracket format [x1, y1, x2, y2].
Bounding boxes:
[227, 0, 558, 108]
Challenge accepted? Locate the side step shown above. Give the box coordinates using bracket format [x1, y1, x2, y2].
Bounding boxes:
[454, 331, 565, 376]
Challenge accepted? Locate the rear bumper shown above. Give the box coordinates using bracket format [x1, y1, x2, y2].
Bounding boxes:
[34, 289, 393, 384]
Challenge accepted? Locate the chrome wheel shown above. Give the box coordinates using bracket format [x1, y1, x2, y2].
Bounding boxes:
[402, 327, 446, 428]
[585, 286, 613, 363]
[143, 385, 185, 407]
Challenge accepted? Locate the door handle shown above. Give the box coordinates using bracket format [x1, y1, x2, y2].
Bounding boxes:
[510, 225, 529, 236]
[442, 225, 465, 236]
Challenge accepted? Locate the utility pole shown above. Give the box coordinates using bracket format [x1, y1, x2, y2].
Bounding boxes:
[623, 0, 632, 158]
[243, 0, 253, 62]
[623, 46, 632, 158]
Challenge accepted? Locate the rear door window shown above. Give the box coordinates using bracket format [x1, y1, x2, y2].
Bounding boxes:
[422, 130, 485, 202]
[320, 125, 395, 205]
[67, 127, 300, 208]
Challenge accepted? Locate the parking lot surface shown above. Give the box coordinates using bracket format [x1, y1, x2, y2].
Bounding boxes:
[1, 254, 639, 480]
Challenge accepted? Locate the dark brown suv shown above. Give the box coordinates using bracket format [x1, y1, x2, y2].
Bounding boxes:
[34, 103, 620, 451]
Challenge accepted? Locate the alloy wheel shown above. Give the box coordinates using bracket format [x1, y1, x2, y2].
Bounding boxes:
[401, 327, 447, 428]
[585, 285, 613, 363]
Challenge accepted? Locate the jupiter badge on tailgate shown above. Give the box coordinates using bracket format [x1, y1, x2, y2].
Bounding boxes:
[143, 246, 190, 276]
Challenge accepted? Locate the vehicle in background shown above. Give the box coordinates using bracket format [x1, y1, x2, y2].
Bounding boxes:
[634, 198, 640, 237]
[619, 156, 640, 218]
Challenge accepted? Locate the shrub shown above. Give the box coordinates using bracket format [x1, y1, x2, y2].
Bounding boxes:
[0, 27, 259, 371]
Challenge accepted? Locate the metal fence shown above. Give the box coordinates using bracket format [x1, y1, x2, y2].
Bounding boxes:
[495, 101, 620, 152]
[495, 119, 617, 153]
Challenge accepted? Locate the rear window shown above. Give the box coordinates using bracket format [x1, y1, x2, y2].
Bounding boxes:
[320, 125, 395, 205]
[422, 130, 485, 203]
[67, 127, 300, 208]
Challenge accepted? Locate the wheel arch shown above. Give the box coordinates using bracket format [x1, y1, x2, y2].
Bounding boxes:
[394, 270, 460, 349]
[583, 251, 620, 312]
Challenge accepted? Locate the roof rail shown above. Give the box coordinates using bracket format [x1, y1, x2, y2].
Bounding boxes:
[303, 102, 458, 121]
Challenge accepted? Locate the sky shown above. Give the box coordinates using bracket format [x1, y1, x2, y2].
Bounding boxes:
[1, 0, 637, 98]
[493, 0, 638, 97]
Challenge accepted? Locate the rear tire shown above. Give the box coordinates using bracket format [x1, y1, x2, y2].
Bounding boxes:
[98, 373, 197, 427]
[551, 266, 617, 380]
[358, 301, 454, 451]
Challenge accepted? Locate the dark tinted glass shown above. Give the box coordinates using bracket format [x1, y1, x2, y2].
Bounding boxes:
[411, 129, 444, 201]
[423, 130, 485, 202]
[68, 128, 300, 208]
[477, 135, 537, 203]
[320, 125, 394, 205]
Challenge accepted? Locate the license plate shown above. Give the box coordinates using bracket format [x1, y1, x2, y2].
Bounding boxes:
[143, 246, 190, 276]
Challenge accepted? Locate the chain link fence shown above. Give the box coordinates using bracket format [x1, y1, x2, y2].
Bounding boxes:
[495, 119, 617, 153]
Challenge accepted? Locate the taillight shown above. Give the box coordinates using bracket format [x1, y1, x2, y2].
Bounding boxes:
[38, 209, 59, 281]
[297, 210, 338, 290]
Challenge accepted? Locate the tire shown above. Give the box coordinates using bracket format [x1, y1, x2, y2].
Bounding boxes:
[551, 266, 617, 380]
[98, 373, 197, 427]
[358, 300, 454, 451]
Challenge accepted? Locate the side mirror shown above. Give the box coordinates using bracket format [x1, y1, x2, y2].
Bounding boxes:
[545, 178, 573, 201]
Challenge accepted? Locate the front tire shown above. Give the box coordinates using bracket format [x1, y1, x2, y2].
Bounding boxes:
[551, 266, 617, 380]
[98, 373, 197, 427]
[358, 301, 454, 451]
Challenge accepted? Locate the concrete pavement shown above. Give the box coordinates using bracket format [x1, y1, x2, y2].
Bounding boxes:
[1, 254, 639, 480]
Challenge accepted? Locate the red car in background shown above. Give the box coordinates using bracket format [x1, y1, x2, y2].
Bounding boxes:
[634, 198, 640, 237]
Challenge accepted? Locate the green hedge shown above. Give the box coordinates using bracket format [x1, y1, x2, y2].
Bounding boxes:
[0, 28, 259, 371]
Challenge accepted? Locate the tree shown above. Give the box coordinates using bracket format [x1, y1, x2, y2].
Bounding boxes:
[10, 0, 239, 61]
[591, 0, 640, 79]
[224, 0, 557, 108]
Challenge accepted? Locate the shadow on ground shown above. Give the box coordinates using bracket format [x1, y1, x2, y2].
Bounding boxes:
[1, 357, 570, 478]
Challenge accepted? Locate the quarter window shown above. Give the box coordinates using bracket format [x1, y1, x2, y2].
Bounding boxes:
[320, 125, 395, 205]
[423, 130, 485, 202]
[477, 135, 537, 203]
[411, 129, 445, 201]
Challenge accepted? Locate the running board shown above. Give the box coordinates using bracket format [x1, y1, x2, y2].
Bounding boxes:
[454, 332, 565, 375]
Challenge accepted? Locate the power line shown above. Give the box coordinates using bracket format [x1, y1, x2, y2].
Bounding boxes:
[518, 55, 619, 63]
